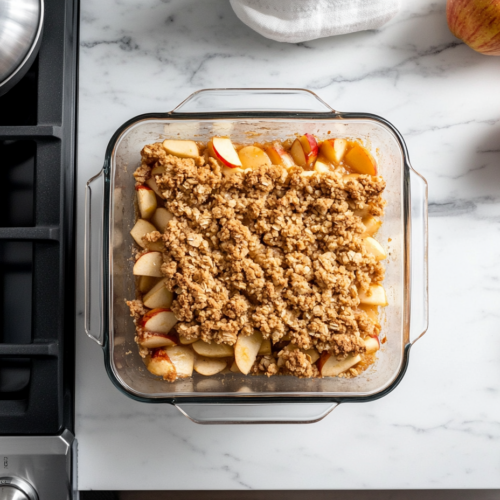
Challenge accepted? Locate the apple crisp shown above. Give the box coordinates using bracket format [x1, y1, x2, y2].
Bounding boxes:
[127, 135, 387, 381]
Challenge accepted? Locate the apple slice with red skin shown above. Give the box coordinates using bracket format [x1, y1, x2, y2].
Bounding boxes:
[235, 330, 263, 375]
[130, 219, 157, 248]
[265, 142, 294, 169]
[320, 138, 347, 165]
[147, 348, 176, 380]
[212, 137, 242, 168]
[363, 336, 380, 354]
[192, 340, 234, 358]
[138, 332, 178, 348]
[141, 308, 178, 334]
[291, 134, 318, 167]
[151, 207, 174, 233]
[162, 139, 199, 159]
[133, 251, 163, 277]
[165, 345, 195, 378]
[238, 146, 271, 170]
[136, 185, 157, 219]
[143, 278, 173, 309]
[344, 144, 378, 175]
[318, 352, 362, 377]
[194, 356, 227, 376]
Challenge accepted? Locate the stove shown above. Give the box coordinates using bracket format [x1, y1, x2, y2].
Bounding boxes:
[0, 0, 79, 498]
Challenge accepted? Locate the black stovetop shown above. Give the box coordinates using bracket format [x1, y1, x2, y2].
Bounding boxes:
[0, 0, 78, 435]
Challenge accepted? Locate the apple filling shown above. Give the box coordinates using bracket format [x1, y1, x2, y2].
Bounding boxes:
[126, 136, 388, 381]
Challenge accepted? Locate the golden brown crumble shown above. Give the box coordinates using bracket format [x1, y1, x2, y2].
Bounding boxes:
[128, 140, 387, 379]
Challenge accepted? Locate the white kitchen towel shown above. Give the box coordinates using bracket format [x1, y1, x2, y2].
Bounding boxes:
[229, 0, 400, 43]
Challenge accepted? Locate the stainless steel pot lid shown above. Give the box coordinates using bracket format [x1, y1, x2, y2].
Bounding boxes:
[0, 0, 43, 87]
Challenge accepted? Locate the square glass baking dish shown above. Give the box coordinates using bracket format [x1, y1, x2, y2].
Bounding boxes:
[85, 89, 428, 424]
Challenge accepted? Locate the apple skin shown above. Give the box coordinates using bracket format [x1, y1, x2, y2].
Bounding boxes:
[447, 0, 500, 55]
[212, 137, 242, 169]
[265, 142, 294, 168]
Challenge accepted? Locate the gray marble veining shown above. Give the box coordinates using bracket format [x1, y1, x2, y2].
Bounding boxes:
[76, 0, 500, 490]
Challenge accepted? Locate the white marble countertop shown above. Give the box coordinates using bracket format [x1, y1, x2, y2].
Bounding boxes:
[75, 0, 500, 490]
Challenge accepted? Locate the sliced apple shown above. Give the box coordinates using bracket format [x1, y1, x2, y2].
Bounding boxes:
[212, 137, 242, 168]
[235, 330, 263, 375]
[361, 215, 382, 237]
[291, 139, 307, 167]
[359, 284, 388, 306]
[258, 338, 272, 356]
[314, 157, 331, 174]
[145, 166, 166, 199]
[166, 345, 194, 378]
[265, 142, 294, 169]
[133, 251, 163, 277]
[192, 340, 234, 358]
[143, 278, 174, 309]
[363, 336, 380, 354]
[162, 139, 199, 159]
[179, 335, 197, 345]
[359, 304, 380, 325]
[344, 144, 377, 175]
[194, 356, 227, 376]
[291, 133, 318, 167]
[364, 237, 387, 261]
[318, 352, 362, 377]
[238, 146, 271, 170]
[136, 185, 157, 219]
[141, 308, 177, 333]
[304, 348, 320, 364]
[138, 275, 160, 293]
[293, 133, 318, 167]
[147, 348, 176, 380]
[230, 360, 241, 373]
[144, 238, 165, 253]
[320, 138, 347, 165]
[138, 332, 178, 348]
[130, 219, 157, 248]
[151, 208, 174, 233]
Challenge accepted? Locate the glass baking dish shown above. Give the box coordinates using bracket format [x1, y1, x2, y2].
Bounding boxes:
[85, 89, 428, 424]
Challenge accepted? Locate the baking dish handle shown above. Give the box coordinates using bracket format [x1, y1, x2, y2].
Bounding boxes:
[171, 88, 335, 114]
[174, 402, 339, 425]
[409, 167, 429, 345]
[84, 169, 106, 346]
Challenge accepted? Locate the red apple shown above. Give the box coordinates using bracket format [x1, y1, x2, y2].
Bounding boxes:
[447, 0, 500, 55]
[141, 308, 178, 333]
[291, 133, 318, 167]
[363, 336, 380, 354]
[211, 137, 242, 168]
[265, 142, 294, 168]
[147, 348, 176, 380]
[138, 332, 178, 348]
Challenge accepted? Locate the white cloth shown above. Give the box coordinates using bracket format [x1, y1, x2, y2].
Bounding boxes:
[229, 0, 400, 43]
